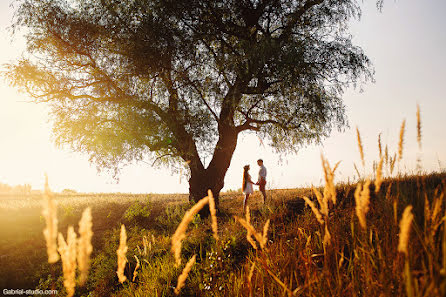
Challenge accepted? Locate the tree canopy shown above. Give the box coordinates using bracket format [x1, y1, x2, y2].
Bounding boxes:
[6, 0, 376, 202]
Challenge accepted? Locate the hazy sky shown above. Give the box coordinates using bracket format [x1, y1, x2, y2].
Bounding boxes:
[0, 0, 445, 193]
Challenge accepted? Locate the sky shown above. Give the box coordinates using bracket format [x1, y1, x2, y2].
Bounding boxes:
[0, 0, 445, 193]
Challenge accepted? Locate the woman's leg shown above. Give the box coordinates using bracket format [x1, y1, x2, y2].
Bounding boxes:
[243, 194, 250, 212]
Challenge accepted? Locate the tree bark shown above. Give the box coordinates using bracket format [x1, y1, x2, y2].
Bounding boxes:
[188, 125, 238, 214]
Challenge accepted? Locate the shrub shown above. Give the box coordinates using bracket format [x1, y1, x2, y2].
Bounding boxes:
[122, 197, 152, 226]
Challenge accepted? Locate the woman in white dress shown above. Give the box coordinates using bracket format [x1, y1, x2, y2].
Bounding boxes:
[242, 165, 254, 212]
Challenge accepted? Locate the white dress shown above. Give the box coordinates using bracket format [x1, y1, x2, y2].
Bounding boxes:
[243, 175, 254, 194]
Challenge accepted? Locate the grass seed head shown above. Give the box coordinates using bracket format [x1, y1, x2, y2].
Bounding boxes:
[398, 205, 414, 256]
[42, 175, 59, 264]
[208, 190, 219, 241]
[355, 179, 371, 230]
[313, 187, 328, 217]
[390, 153, 397, 175]
[248, 261, 256, 287]
[375, 156, 384, 193]
[417, 104, 422, 149]
[77, 207, 93, 286]
[116, 224, 128, 283]
[354, 162, 361, 180]
[398, 119, 406, 162]
[323, 224, 331, 246]
[262, 219, 270, 249]
[302, 196, 324, 225]
[171, 196, 209, 266]
[321, 155, 338, 205]
[431, 191, 444, 225]
[244, 206, 257, 249]
[356, 127, 365, 168]
[132, 255, 141, 282]
[58, 226, 77, 297]
[235, 214, 265, 250]
[174, 255, 196, 295]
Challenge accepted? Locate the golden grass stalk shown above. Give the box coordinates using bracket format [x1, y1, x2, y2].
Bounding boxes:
[171, 196, 209, 266]
[142, 235, 148, 256]
[245, 206, 257, 250]
[247, 261, 256, 291]
[398, 119, 406, 162]
[174, 254, 196, 295]
[353, 162, 361, 179]
[432, 191, 444, 224]
[386, 182, 393, 201]
[208, 189, 219, 241]
[132, 255, 141, 282]
[323, 224, 331, 246]
[77, 207, 93, 286]
[390, 153, 397, 175]
[338, 250, 345, 269]
[262, 219, 270, 248]
[378, 133, 383, 159]
[375, 156, 384, 193]
[313, 187, 328, 217]
[321, 155, 339, 205]
[302, 196, 324, 225]
[354, 179, 371, 230]
[42, 174, 59, 264]
[424, 194, 431, 226]
[58, 226, 77, 297]
[398, 205, 414, 256]
[417, 104, 422, 149]
[116, 224, 128, 283]
[356, 127, 365, 168]
[235, 215, 268, 249]
[385, 145, 389, 168]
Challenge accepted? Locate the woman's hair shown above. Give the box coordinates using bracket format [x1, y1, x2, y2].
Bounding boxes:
[242, 165, 250, 190]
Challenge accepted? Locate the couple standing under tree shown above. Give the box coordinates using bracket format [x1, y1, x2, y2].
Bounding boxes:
[242, 159, 267, 212]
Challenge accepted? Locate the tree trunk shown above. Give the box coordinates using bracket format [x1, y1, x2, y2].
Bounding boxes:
[188, 125, 238, 215]
[187, 78, 244, 214]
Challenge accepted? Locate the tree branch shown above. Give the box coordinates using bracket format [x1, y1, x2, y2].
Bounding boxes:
[278, 0, 325, 42]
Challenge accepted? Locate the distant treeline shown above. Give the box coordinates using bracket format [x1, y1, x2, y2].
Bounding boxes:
[0, 182, 33, 195]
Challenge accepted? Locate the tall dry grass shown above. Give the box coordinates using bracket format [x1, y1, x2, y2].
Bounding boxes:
[116, 224, 128, 283]
[398, 205, 414, 256]
[398, 119, 406, 163]
[34, 105, 446, 297]
[356, 127, 365, 168]
[171, 195, 209, 266]
[57, 227, 77, 297]
[354, 179, 371, 230]
[174, 255, 196, 295]
[77, 207, 93, 286]
[42, 174, 59, 264]
[41, 177, 94, 296]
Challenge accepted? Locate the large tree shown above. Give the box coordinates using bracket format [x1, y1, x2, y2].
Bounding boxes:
[6, 0, 375, 206]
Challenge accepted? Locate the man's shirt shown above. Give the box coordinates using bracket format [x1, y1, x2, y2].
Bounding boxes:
[258, 165, 267, 181]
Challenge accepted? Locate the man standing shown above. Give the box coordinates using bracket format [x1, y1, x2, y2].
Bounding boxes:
[256, 159, 267, 203]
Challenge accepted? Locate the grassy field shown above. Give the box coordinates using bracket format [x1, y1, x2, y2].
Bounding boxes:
[1, 170, 445, 296]
[0, 189, 305, 292]
[0, 192, 189, 291]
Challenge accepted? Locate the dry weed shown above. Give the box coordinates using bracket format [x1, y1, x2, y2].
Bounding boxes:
[117, 224, 128, 283]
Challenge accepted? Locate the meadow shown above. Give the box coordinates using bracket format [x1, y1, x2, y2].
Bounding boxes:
[1, 111, 446, 297]
[1, 171, 445, 297]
